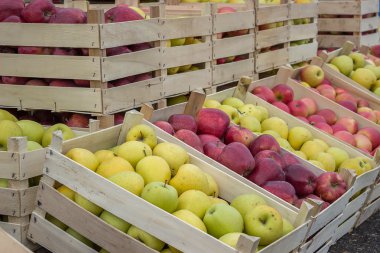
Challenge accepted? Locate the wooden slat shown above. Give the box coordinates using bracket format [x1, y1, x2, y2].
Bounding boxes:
[318, 1, 361, 15]
[289, 2, 318, 19]
[212, 59, 255, 85]
[0, 152, 19, 179]
[333, 211, 361, 243]
[161, 16, 212, 39]
[163, 42, 212, 68]
[368, 183, 380, 203]
[101, 48, 161, 82]
[340, 189, 370, 222]
[360, 16, 379, 32]
[289, 23, 318, 41]
[256, 48, 288, 72]
[213, 34, 254, 59]
[0, 188, 22, 216]
[20, 187, 38, 217]
[289, 42, 318, 63]
[256, 5, 289, 25]
[0, 226, 32, 253]
[0, 54, 101, 80]
[256, 26, 289, 49]
[19, 149, 47, 180]
[355, 197, 380, 226]
[0, 23, 99, 48]
[318, 18, 361, 32]
[213, 11, 255, 33]
[361, 0, 380, 15]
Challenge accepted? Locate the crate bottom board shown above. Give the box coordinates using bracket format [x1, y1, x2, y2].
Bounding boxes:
[0, 221, 39, 251]
[318, 33, 379, 48]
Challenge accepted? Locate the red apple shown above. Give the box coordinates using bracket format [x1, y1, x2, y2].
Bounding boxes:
[106, 46, 132, 56]
[281, 151, 301, 168]
[314, 122, 333, 135]
[154, 121, 174, 135]
[331, 124, 347, 134]
[196, 108, 230, 139]
[284, 164, 317, 197]
[114, 113, 124, 125]
[273, 101, 290, 113]
[335, 87, 348, 96]
[300, 65, 325, 87]
[248, 158, 285, 186]
[354, 134, 373, 153]
[49, 8, 86, 24]
[21, 0, 57, 23]
[288, 100, 309, 117]
[358, 111, 377, 123]
[134, 73, 153, 82]
[73, 79, 90, 87]
[2, 15, 22, 22]
[335, 117, 358, 134]
[105, 6, 143, 23]
[18, 46, 47, 55]
[316, 84, 336, 100]
[295, 194, 330, 210]
[272, 84, 294, 104]
[66, 113, 89, 128]
[25, 79, 48, 86]
[224, 125, 255, 147]
[204, 141, 225, 161]
[335, 93, 357, 105]
[0, 0, 24, 22]
[2, 76, 28, 85]
[357, 127, 380, 148]
[315, 172, 347, 203]
[198, 134, 220, 147]
[52, 47, 78, 56]
[129, 43, 152, 52]
[338, 100, 357, 112]
[168, 114, 197, 133]
[333, 131, 356, 146]
[251, 86, 276, 103]
[217, 142, 255, 177]
[110, 76, 134, 87]
[174, 129, 204, 153]
[297, 116, 309, 123]
[316, 109, 337, 125]
[262, 181, 298, 204]
[307, 114, 326, 125]
[321, 78, 332, 86]
[254, 150, 284, 169]
[49, 79, 76, 87]
[300, 97, 318, 115]
[249, 134, 281, 156]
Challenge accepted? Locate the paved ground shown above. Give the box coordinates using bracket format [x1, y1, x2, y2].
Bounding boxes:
[329, 211, 380, 253]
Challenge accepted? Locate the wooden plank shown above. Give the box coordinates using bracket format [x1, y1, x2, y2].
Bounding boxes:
[163, 69, 212, 97]
[289, 2, 318, 19]
[213, 11, 255, 33]
[100, 18, 161, 48]
[213, 34, 254, 59]
[28, 213, 97, 253]
[318, 34, 360, 49]
[0, 54, 101, 81]
[256, 5, 289, 25]
[0, 188, 22, 216]
[163, 42, 212, 68]
[355, 197, 380, 227]
[359, 32, 380, 47]
[333, 211, 361, 243]
[361, 0, 380, 15]
[0, 23, 99, 48]
[20, 187, 38, 217]
[256, 48, 288, 72]
[102, 48, 161, 82]
[256, 25, 289, 49]
[213, 59, 255, 85]
[0, 226, 32, 253]
[360, 16, 379, 32]
[318, 18, 361, 32]
[289, 23, 317, 41]
[161, 16, 212, 39]
[0, 85, 103, 114]
[289, 42, 318, 63]
[318, 1, 361, 15]
[340, 189, 370, 223]
[368, 183, 380, 203]
[19, 149, 47, 180]
[0, 152, 19, 179]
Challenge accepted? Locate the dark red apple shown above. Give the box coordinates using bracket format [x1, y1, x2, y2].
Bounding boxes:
[284, 164, 317, 197]
[0, 0, 24, 22]
[254, 150, 284, 169]
[224, 125, 255, 147]
[315, 172, 347, 203]
[52, 47, 78, 56]
[154, 121, 174, 135]
[129, 43, 152, 52]
[134, 73, 153, 82]
[2, 76, 28, 85]
[196, 108, 230, 139]
[168, 114, 197, 133]
[106, 46, 132, 57]
[18, 46, 47, 55]
[2, 15, 22, 22]
[110, 76, 134, 87]
[114, 113, 124, 125]
[198, 134, 220, 147]
[204, 141, 225, 161]
[174, 129, 204, 153]
[248, 158, 285, 186]
[49, 7, 86, 24]
[25, 79, 48, 86]
[281, 151, 301, 168]
[288, 100, 309, 117]
[262, 181, 298, 204]
[49, 79, 76, 87]
[104, 6, 143, 23]
[217, 142, 255, 177]
[272, 84, 294, 104]
[249, 134, 281, 156]
[74, 79, 90, 87]
[21, 0, 57, 23]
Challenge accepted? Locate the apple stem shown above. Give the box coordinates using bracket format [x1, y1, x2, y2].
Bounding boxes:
[164, 180, 168, 188]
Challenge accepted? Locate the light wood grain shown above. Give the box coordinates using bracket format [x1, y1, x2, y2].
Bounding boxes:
[0, 226, 32, 253]
[163, 42, 212, 68]
[213, 34, 255, 59]
[213, 10, 255, 33]
[213, 59, 255, 85]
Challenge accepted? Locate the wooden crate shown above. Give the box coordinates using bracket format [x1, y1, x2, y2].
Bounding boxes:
[27, 111, 314, 253]
[0, 226, 33, 253]
[318, 0, 380, 48]
[288, 0, 318, 64]
[255, 0, 290, 72]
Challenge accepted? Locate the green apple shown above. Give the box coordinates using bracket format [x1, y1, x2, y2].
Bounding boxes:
[239, 115, 261, 132]
[169, 164, 209, 195]
[293, 150, 307, 160]
[351, 68, 376, 90]
[261, 117, 289, 139]
[136, 156, 171, 185]
[94, 150, 115, 163]
[177, 190, 212, 218]
[339, 157, 371, 175]
[0, 109, 17, 122]
[66, 228, 94, 247]
[326, 147, 349, 168]
[168, 67, 179, 75]
[244, 205, 283, 246]
[46, 214, 67, 230]
[327, 63, 340, 72]
[231, 194, 267, 218]
[219, 232, 244, 249]
[0, 120, 23, 148]
[108, 171, 145, 196]
[127, 226, 165, 251]
[170, 38, 186, 47]
[16, 120, 45, 144]
[153, 142, 189, 176]
[218, 105, 240, 124]
[256, 106, 269, 121]
[308, 160, 325, 170]
[96, 157, 134, 178]
[276, 138, 294, 152]
[203, 204, 244, 238]
[0, 179, 8, 188]
[209, 196, 228, 205]
[288, 127, 312, 150]
[261, 130, 281, 139]
[204, 173, 219, 197]
[42, 123, 76, 147]
[374, 87, 380, 97]
[27, 141, 43, 151]
[116, 141, 152, 168]
[300, 140, 325, 159]
[167, 95, 188, 106]
[126, 124, 157, 149]
[330, 55, 354, 76]
[312, 152, 336, 171]
[349, 52, 366, 70]
[178, 64, 192, 73]
[313, 139, 329, 151]
[66, 148, 99, 171]
[238, 104, 263, 122]
[365, 64, 380, 79]
[204, 99, 221, 109]
[161, 249, 174, 253]
[282, 219, 294, 236]
[222, 97, 245, 109]
[74, 193, 103, 216]
[109, 145, 120, 154]
[99, 211, 130, 232]
[141, 182, 178, 213]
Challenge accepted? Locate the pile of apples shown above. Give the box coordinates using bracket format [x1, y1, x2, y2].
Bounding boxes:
[51, 124, 295, 252]
[0, 0, 153, 88]
[252, 71, 380, 155]
[326, 50, 380, 96]
[153, 106, 352, 210]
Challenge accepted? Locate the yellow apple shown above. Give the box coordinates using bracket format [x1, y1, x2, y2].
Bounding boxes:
[129, 6, 146, 18]
[293, 150, 307, 160]
[126, 124, 157, 149]
[256, 106, 269, 121]
[16, 120, 45, 144]
[75, 193, 103, 215]
[288, 127, 313, 150]
[300, 140, 325, 160]
[57, 185, 75, 200]
[261, 117, 289, 139]
[177, 190, 212, 218]
[218, 105, 240, 124]
[66, 228, 93, 247]
[276, 137, 294, 152]
[169, 164, 209, 195]
[351, 68, 376, 90]
[100, 211, 130, 232]
[0, 120, 23, 148]
[222, 97, 245, 109]
[313, 139, 329, 151]
[94, 150, 115, 163]
[203, 99, 221, 109]
[326, 147, 349, 168]
[339, 157, 372, 175]
[300, 81, 310, 87]
[96, 157, 134, 178]
[168, 67, 180, 75]
[239, 115, 261, 132]
[172, 209, 207, 232]
[153, 142, 189, 176]
[219, 232, 244, 249]
[108, 171, 145, 196]
[116, 141, 152, 168]
[46, 214, 67, 230]
[170, 38, 186, 47]
[238, 104, 263, 122]
[282, 219, 294, 236]
[209, 196, 228, 205]
[0, 109, 17, 122]
[204, 173, 219, 197]
[136, 156, 171, 184]
[65, 148, 99, 171]
[308, 160, 326, 170]
[327, 63, 340, 72]
[311, 152, 336, 172]
[261, 130, 281, 139]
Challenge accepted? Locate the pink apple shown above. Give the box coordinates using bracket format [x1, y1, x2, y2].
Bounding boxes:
[284, 164, 317, 197]
[338, 101, 357, 112]
[154, 121, 174, 135]
[249, 134, 281, 156]
[335, 87, 348, 96]
[358, 111, 377, 122]
[288, 100, 309, 117]
[197, 108, 230, 139]
[224, 125, 255, 147]
[254, 150, 284, 169]
[114, 113, 124, 125]
[332, 124, 348, 133]
[251, 86, 276, 103]
[25, 79, 48, 86]
[300, 97, 318, 115]
[335, 117, 358, 134]
[168, 114, 197, 133]
[21, 0, 57, 23]
[2, 76, 28, 85]
[357, 127, 380, 148]
[314, 122, 333, 135]
[273, 101, 290, 113]
[354, 134, 373, 153]
[300, 65, 325, 87]
[357, 99, 370, 108]
[74, 79, 90, 87]
[272, 84, 294, 104]
[333, 131, 356, 146]
[374, 110, 380, 121]
[335, 93, 357, 105]
[316, 109, 337, 125]
[204, 141, 226, 161]
[321, 78, 332, 86]
[262, 181, 298, 204]
[105, 6, 143, 23]
[217, 142, 255, 177]
[49, 79, 76, 87]
[2, 15, 22, 22]
[297, 116, 309, 123]
[174, 129, 204, 153]
[308, 114, 327, 125]
[315, 172, 347, 203]
[248, 158, 285, 186]
[198, 134, 220, 147]
[316, 84, 336, 100]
